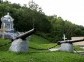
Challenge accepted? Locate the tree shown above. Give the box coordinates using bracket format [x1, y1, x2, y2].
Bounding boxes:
[47, 15, 84, 42]
[28, 0, 43, 13]
[0, 0, 3, 3]
[0, 1, 51, 33]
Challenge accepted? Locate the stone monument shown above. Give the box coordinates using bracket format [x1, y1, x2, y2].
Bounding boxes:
[1, 12, 14, 32]
[0, 12, 17, 39]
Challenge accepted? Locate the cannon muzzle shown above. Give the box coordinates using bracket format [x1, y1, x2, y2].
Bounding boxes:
[12, 28, 35, 41]
[57, 39, 84, 45]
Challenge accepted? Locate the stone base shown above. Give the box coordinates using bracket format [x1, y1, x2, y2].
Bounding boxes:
[59, 43, 73, 52]
[9, 39, 28, 52]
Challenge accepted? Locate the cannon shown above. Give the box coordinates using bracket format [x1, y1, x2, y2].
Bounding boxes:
[57, 39, 84, 45]
[12, 28, 35, 40]
[9, 28, 35, 52]
[57, 39, 84, 52]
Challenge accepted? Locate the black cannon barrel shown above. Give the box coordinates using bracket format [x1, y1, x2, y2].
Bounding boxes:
[13, 28, 35, 40]
[57, 39, 84, 45]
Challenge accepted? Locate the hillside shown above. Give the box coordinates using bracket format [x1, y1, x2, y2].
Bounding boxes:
[1, 1, 84, 43]
[0, 35, 84, 62]
[29, 35, 57, 49]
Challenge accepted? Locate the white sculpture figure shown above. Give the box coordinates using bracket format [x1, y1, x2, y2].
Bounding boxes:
[62, 34, 67, 41]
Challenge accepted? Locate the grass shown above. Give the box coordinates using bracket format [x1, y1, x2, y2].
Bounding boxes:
[29, 35, 58, 49]
[0, 38, 11, 51]
[0, 35, 84, 62]
[74, 45, 84, 51]
[0, 51, 84, 62]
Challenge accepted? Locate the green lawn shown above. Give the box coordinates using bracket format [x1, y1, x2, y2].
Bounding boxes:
[0, 51, 84, 62]
[0, 35, 84, 62]
[29, 35, 58, 49]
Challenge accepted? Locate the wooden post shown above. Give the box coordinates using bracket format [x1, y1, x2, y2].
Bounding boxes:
[2, 23, 5, 39]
